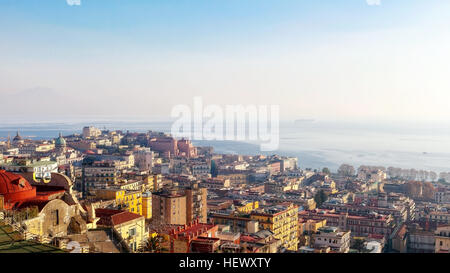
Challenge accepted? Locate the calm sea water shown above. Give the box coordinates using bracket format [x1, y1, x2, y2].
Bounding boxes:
[1, 120, 449, 172]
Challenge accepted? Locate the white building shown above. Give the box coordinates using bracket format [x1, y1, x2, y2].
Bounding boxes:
[312, 226, 351, 253]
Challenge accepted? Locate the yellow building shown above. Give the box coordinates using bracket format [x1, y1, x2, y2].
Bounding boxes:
[94, 188, 143, 216]
[250, 203, 299, 251]
[96, 209, 148, 252]
[142, 174, 162, 192]
[236, 201, 259, 214]
[142, 192, 152, 220]
[306, 219, 327, 233]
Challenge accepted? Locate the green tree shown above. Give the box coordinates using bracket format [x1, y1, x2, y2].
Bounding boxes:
[322, 167, 331, 175]
[210, 160, 218, 177]
[145, 236, 163, 253]
[314, 190, 328, 208]
[351, 239, 366, 253]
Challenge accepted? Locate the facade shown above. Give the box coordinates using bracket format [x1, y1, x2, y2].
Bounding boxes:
[299, 209, 394, 238]
[200, 178, 231, 190]
[250, 203, 299, 251]
[93, 188, 143, 216]
[428, 211, 450, 225]
[191, 163, 210, 176]
[185, 182, 207, 223]
[0, 159, 58, 177]
[312, 226, 351, 253]
[235, 200, 259, 214]
[82, 126, 101, 139]
[95, 208, 148, 252]
[210, 213, 255, 234]
[134, 148, 154, 171]
[82, 160, 120, 195]
[435, 225, 450, 253]
[159, 220, 218, 253]
[152, 189, 187, 225]
[407, 228, 435, 253]
[141, 191, 152, 220]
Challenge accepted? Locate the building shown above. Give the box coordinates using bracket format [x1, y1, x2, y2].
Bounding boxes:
[177, 139, 197, 158]
[152, 189, 187, 225]
[0, 158, 58, 178]
[428, 211, 450, 225]
[250, 203, 299, 251]
[239, 230, 282, 253]
[0, 170, 94, 242]
[95, 208, 148, 252]
[185, 182, 207, 223]
[82, 160, 120, 196]
[235, 200, 259, 214]
[299, 209, 394, 238]
[435, 225, 450, 253]
[312, 226, 351, 253]
[93, 188, 143, 216]
[210, 213, 257, 234]
[191, 163, 210, 176]
[141, 192, 152, 220]
[54, 133, 67, 155]
[82, 126, 101, 139]
[134, 148, 154, 171]
[158, 219, 218, 253]
[407, 227, 435, 253]
[148, 135, 196, 158]
[200, 177, 231, 190]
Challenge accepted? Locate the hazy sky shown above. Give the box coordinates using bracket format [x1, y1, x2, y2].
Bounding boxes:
[1, 0, 450, 123]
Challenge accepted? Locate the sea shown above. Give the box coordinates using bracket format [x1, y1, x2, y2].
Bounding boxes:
[1, 119, 450, 173]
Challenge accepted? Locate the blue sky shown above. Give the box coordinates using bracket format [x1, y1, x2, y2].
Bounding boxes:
[1, 0, 450, 122]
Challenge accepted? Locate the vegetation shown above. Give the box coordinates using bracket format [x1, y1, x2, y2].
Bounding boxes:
[351, 239, 366, 253]
[210, 160, 218, 177]
[322, 168, 331, 175]
[144, 236, 164, 253]
[314, 190, 328, 208]
[405, 181, 436, 201]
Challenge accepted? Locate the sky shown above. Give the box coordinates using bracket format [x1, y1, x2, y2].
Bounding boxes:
[1, 0, 450, 123]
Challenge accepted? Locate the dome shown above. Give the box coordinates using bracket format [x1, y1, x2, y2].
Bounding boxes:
[13, 131, 22, 142]
[0, 170, 36, 206]
[55, 132, 66, 146]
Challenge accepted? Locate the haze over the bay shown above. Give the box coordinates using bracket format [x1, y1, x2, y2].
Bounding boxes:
[1, 0, 450, 123]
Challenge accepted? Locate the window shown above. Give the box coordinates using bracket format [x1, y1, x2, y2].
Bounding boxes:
[52, 210, 59, 226]
[129, 228, 137, 237]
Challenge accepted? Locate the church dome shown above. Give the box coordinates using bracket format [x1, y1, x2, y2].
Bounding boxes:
[55, 133, 66, 146]
[0, 170, 36, 205]
[13, 131, 22, 142]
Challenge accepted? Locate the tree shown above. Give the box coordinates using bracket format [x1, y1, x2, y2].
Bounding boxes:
[322, 168, 331, 175]
[351, 239, 366, 253]
[210, 160, 218, 177]
[145, 235, 164, 253]
[338, 164, 355, 177]
[314, 190, 328, 208]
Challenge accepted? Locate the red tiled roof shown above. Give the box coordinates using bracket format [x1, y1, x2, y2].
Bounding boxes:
[95, 208, 143, 226]
[240, 235, 258, 243]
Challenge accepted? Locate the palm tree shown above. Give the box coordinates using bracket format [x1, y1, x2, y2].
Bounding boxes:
[145, 236, 162, 253]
